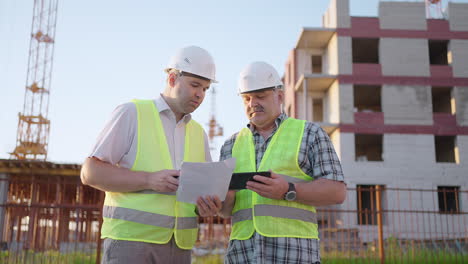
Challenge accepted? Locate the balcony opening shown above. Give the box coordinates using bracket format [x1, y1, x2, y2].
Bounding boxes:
[354, 85, 381, 112]
[432, 86, 454, 114]
[354, 134, 383, 161]
[429, 40, 449, 65]
[438, 186, 460, 214]
[435, 136, 459, 163]
[355, 134, 383, 162]
[313, 98, 323, 122]
[311, 55, 322, 73]
[352, 38, 379, 63]
[357, 185, 385, 225]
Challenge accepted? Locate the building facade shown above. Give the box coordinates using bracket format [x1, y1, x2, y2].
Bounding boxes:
[284, 0, 468, 242]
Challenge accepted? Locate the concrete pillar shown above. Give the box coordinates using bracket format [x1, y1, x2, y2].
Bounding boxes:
[304, 79, 309, 121]
[323, 0, 350, 28]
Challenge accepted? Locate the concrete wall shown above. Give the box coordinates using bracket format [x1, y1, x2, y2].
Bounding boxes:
[295, 88, 315, 122]
[311, 91, 326, 122]
[339, 83, 354, 124]
[458, 135, 468, 166]
[342, 135, 468, 185]
[450, 40, 468, 77]
[324, 34, 352, 75]
[448, 2, 468, 31]
[296, 90, 305, 120]
[455, 87, 468, 126]
[382, 85, 433, 125]
[379, 1, 427, 30]
[337, 133, 468, 240]
[316, 0, 468, 243]
[339, 132, 355, 165]
[383, 134, 435, 164]
[305, 89, 313, 122]
[380, 38, 430, 76]
[322, 49, 330, 75]
[296, 48, 326, 75]
[326, 34, 339, 75]
[284, 50, 297, 118]
[296, 88, 326, 122]
[323, 0, 350, 28]
[330, 129, 342, 160]
[337, 36, 352, 75]
[324, 80, 340, 123]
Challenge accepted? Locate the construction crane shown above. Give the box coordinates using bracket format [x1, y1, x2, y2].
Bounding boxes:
[207, 86, 223, 151]
[10, 0, 59, 160]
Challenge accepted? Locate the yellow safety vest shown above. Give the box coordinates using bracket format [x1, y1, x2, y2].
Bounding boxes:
[101, 99, 206, 249]
[230, 117, 319, 240]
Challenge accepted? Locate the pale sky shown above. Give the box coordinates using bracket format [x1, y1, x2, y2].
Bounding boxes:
[1, 0, 465, 163]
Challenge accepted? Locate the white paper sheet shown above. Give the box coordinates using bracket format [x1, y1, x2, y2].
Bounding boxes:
[176, 158, 236, 204]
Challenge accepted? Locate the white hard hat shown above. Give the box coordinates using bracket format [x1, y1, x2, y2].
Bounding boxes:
[238, 61, 283, 94]
[165, 45, 217, 83]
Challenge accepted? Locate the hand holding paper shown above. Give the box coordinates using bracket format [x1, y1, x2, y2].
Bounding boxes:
[176, 158, 236, 204]
[196, 195, 222, 217]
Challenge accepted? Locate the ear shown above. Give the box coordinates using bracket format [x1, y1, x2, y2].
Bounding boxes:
[277, 90, 284, 105]
[168, 73, 177, 88]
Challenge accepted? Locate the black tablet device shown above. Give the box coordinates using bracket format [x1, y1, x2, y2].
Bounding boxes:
[229, 171, 271, 190]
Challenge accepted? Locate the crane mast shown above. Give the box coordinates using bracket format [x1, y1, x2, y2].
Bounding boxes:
[11, 0, 59, 160]
[207, 86, 223, 151]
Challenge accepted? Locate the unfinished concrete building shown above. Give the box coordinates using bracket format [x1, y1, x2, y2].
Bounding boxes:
[0, 159, 103, 254]
[284, 0, 468, 243]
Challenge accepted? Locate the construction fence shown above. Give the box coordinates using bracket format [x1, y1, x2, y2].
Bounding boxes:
[0, 176, 467, 263]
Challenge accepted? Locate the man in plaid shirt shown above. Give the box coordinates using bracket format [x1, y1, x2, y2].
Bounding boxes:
[219, 61, 346, 264]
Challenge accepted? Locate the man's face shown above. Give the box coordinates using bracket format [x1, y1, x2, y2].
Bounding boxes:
[171, 73, 211, 115]
[241, 89, 283, 128]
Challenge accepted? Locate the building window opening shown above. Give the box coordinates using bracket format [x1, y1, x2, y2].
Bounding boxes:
[435, 136, 459, 163]
[432, 86, 454, 114]
[355, 134, 383, 162]
[429, 40, 449, 65]
[357, 185, 384, 225]
[313, 98, 323, 122]
[354, 85, 381, 112]
[437, 186, 460, 214]
[352, 38, 379, 63]
[311, 55, 322, 73]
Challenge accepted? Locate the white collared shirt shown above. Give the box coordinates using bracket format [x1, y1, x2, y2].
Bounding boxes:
[89, 95, 212, 169]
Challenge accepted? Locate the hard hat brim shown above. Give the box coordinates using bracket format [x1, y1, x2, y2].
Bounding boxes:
[239, 85, 283, 94]
[164, 68, 218, 83]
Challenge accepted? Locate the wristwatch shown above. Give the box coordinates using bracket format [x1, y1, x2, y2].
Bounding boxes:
[284, 182, 297, 201]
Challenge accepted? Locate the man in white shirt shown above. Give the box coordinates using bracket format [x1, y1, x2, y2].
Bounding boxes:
[81, 46, 222, 264]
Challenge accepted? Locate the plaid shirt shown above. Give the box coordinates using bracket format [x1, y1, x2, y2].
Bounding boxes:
[220, 113, 344, 264]
[225, 233, 321, 264]
[219, 113, 344, 181]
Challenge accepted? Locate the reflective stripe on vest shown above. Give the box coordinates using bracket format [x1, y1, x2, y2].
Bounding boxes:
[231, 205, 317, 225]
[103, 205, 198, 229]
[132, 190, 176, 195]
[230, 117, 319, 240]
[101, 99, 205, 249]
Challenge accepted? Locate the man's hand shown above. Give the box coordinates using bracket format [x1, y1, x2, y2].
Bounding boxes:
[218, 190, 236, 218]
[147, 170, 180, 192]
[246, 171, 289, 200]
[225, 190, 236, 202]
[196, 195, 222, 217]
